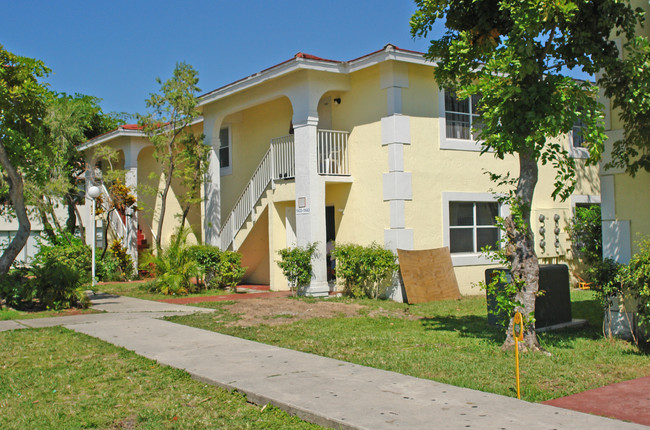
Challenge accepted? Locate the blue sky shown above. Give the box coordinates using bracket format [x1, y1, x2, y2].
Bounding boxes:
[2, 1, 590, 117]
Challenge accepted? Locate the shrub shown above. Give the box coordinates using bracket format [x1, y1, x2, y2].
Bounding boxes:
[96, 252, 123, 282]
[30, 236, 91, 310]
[0, 268, 34, 309]
[331, 242, 398, 299]
[187, 245, 246, 291]
[566, 204, 602, 283]
[138, 250, 156, 278]
[109, 239, 134, 279]
[31, 257, 89, 310]
[144, 228, 201, 295]
[615, 237, 650, 346]
[33, 235, 92, 284]
[213, 251, 246, 290]
[277, 243, 317, 295]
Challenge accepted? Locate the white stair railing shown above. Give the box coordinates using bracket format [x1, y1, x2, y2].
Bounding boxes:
[271, 135, 295, 179]
[220, 147, 274, 250]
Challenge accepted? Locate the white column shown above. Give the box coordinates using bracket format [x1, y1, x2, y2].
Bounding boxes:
[203, 113, 223, 248]
[84, 166, 95, 246]
[294, 115, 328, 296]
[124, 165, 138, 273]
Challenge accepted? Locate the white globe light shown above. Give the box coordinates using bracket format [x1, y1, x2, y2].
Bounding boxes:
[88, 185, 101, 199]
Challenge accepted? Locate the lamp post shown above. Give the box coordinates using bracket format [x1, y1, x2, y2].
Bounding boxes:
[87, 185, 101, 287]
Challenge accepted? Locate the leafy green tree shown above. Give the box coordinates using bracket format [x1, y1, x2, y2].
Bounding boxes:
[138, 62, 207, 251]
[0, 45, 51, 276]
[411, 0, 642, 350]
[29, 93, 122, 244]
[601, 34, 650, 175]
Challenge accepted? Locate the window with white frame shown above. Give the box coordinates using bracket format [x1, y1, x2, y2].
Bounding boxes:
[445, 91, 481, 140]
[219, 126, 232, 175]
[449, 201, 499, 253]
[443, 192, 508, 266]
[439, 90, 484, 151]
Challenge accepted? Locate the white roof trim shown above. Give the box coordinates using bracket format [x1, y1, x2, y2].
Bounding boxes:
[78, 116, 204, 152]
[198, 47, 436, 108]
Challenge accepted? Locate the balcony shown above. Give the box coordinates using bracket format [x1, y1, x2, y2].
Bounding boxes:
[270, 129, 350, 180]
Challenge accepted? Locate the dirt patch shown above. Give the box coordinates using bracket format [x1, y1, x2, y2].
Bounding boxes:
[219, 297, 416, 327]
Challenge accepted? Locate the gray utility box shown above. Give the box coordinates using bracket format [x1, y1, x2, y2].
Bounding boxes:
[485, 264, 572, 328]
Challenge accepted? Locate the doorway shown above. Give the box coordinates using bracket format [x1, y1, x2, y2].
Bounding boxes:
[326, 206, 336, 282]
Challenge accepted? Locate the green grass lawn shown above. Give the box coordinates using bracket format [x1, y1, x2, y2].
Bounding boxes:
[95, 280, 233, 301]
[0, 307, 101, 321]
[0, 327, 322, 430]
[169, 290, 650, 403]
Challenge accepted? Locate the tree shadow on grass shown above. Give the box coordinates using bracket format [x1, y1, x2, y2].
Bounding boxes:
[419, 315, 505, 345]
[420, 303, 602, 349]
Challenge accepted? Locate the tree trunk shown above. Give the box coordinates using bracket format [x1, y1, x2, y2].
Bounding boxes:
[502, 151, 541, 352]
[0, 141, 31, 276]
[38, 207, 57, 243]
[65, 192, 77, 234]
[67, 193, 87, 245]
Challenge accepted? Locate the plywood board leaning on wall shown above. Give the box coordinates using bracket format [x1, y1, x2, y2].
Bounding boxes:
[397, 247, 461, 304]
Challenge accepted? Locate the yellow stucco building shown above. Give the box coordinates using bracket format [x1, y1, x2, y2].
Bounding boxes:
[79, 45, 600, 297]
[599, 0, 650, 264]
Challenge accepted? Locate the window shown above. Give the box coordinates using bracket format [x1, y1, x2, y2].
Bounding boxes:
[449, 201, 499, 253]
[439, 90, 484, 151]
[443, 192, 509, 266]
[445, 91, 481, 140]
[572, 118, 585, 148]
[569, 114, 589, 159]
[219, 126, 232, 175]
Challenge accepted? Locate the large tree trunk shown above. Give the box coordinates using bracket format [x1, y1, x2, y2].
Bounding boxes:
[0, 141, 31, 276]
[502, 151, 541, 351]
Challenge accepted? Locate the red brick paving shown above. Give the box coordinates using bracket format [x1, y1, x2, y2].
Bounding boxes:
[542, 376, 650, 426]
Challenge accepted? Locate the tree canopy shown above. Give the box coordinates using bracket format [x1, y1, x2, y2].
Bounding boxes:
[0, 44, 51, 275]
[411, 0, 645, 350]
[138, 62, 207, 251]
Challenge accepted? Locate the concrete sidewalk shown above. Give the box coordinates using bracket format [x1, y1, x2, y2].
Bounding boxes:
[2, 294, 647, 429]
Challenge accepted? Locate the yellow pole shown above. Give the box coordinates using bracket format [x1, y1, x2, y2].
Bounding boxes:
[513, 311, 524, 400]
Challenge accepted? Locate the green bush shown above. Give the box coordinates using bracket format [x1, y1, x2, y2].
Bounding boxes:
[331, 242, 398, 299]
[277, 243, 317, 295]
[145, 233, 201, 295]
[96, 252, 122, 282]
[188, 245, 246, 290]
[213, 251, 246, 290]
[109, 239, 134, 280]
[566, 205, 602, 266]
[28, 235, 91, 310]
[33, 235, 92, 284]
[615, 237, 650, 346]
[0, 268, 34, 309]
[31, 258, 89, 310]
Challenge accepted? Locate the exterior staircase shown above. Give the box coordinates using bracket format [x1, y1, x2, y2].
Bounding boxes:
[218, 130, 349, 251]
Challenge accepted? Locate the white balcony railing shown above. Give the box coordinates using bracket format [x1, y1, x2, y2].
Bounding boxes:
[317, 129, 349, 176]
[269, 130, 349, 180]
